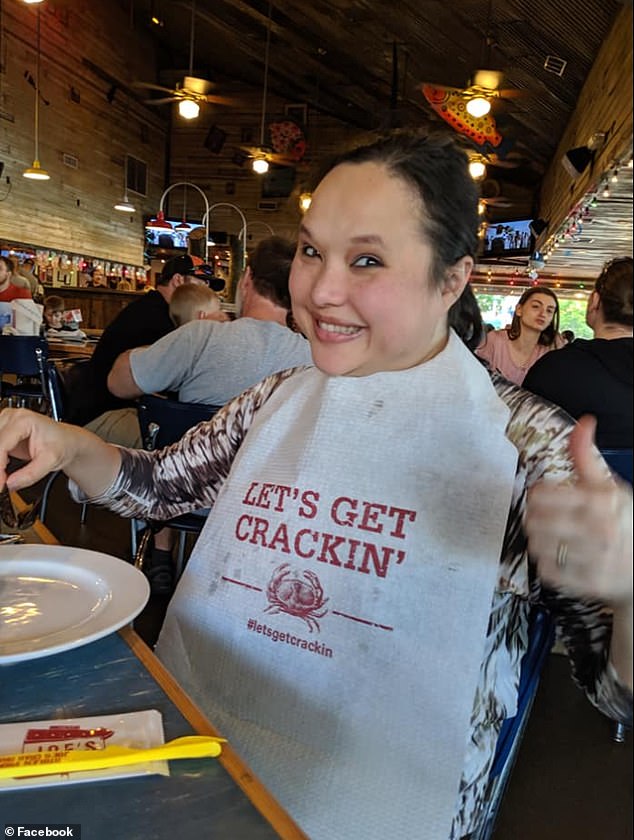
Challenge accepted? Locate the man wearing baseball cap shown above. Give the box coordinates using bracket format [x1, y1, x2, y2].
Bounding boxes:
[65, 255, 217, 435]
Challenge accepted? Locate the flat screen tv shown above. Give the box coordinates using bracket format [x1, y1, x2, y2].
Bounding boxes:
[481, 218, 533, 259]
[144, 217, 205, 250]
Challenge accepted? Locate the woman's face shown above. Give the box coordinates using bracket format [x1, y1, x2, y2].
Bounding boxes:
[0, 260, 10, 287]
[516, 293, 557, 333]
[290, 162, 470, 377]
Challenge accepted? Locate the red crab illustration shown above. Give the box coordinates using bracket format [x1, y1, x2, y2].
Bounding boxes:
[265, 563, 329, 632]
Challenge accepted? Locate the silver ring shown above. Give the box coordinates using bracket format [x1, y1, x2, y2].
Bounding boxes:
[556, 542, 569, 569]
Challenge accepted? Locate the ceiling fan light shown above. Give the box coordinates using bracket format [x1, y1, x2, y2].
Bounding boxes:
[252, 156, 269, 174]
[23, 159, 50, 180]
[469, 160, 486, 180]
[178, 98, 200, 120]
[466, 96, 491, 118]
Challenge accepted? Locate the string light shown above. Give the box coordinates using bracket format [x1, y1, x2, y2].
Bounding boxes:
[611, 169, 619, 183]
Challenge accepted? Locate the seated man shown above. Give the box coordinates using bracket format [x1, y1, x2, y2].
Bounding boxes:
[107, 236, 313, 593]
[66, 255, 211, 434]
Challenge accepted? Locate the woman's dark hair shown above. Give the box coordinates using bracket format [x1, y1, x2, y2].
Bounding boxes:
[448, 283, 484, 351]
[595, 256, 633, 326]
[0, 255, 14, 273]
[507, 285, 560, 346]
[323, 130, 480, 287]
[249, 235, 296, 310]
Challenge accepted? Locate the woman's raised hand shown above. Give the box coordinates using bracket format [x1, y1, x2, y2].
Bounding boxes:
[525, 415, 633, 608]
[0, 408, 121, 499]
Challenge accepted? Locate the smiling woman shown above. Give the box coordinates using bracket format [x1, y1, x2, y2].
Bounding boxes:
[0, 129, 631, 840]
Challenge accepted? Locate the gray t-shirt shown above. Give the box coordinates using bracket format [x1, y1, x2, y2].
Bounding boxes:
[129, 317, 312, 404]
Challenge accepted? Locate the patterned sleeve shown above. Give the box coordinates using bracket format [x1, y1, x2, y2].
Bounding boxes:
[76, 367, 301, 521]
[495, 374, 633, 725]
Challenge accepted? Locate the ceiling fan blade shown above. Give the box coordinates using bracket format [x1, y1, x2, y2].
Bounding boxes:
[143, 97, 179, 105]
[183, 75, 214, 95]
[472, 68, 503, 90]
[203, 94, 241, 107]
[131, 81, 174, 95]
[482, 197, 514, 207]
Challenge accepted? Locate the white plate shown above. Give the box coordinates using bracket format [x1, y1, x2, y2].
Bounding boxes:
[0, 544, 150, 664]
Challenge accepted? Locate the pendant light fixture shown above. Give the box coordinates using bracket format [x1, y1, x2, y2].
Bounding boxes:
[177, 0, 200, 121]
[252, 2, 272, 175]
[174, 183, 190, 231]
[114, 156, 136, 213]
[23, 7, 49, 180]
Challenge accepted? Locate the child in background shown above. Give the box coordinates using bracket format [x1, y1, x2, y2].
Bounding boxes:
[42, 295, 86, 340]
[168, 283, 230, 327]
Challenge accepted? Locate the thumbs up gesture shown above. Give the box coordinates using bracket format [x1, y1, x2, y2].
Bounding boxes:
[525, 415, 633, 608]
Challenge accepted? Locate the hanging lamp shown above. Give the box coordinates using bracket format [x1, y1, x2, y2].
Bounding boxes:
[114, 156, 135, 213]
[23, 7, 50, 180]
[174, 183, 190, 230]
[252, 2, 272, 174]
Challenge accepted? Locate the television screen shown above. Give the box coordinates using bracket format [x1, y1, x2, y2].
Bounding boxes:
[481, 219, 533, 258]
[144, 218, 205, 250]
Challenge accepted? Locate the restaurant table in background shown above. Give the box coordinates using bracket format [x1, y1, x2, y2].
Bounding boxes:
[0, 504, 306, 840]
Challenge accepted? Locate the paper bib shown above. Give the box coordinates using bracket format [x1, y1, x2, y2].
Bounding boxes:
[157, 332, 518, 839]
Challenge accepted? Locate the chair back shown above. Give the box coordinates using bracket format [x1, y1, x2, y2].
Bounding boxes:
[137, 393, 223, 451]
[600, 448, 633, 486]
[0, 336, 62, 419]
[0, 335, 49, 377]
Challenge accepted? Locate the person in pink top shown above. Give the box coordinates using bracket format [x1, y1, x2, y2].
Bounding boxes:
[0, 256, 32, 302]
[476, 285, 565, 385]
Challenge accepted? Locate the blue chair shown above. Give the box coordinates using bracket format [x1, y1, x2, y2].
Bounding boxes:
[0, 335, 59, 418]
[476, 606, 556, 839]
[600, 448, 633, 486]
[132, 393, 223, 579]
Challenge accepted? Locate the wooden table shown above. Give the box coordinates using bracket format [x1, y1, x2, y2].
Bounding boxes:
[46, 338, 98, 359]
[0, 500, 307, 840]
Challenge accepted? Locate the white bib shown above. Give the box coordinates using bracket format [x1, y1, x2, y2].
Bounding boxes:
[157, 332, 518, 839]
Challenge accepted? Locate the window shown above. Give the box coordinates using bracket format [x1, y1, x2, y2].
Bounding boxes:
[126, 155, 147, 197]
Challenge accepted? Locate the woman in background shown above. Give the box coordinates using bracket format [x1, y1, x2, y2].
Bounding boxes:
[476, 285, 564, 384]
[524, 257, 633, 450]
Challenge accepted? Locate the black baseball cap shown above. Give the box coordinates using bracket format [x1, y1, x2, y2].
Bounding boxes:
[161, 255, 225, 291]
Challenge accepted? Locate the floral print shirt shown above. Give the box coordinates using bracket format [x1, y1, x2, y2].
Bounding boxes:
[80, 367, 633, 838]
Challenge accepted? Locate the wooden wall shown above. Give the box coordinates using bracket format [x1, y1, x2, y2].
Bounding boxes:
[167, 89, 364, 250]
[0, 1, 167, 266]
[536, 4, 633, 246]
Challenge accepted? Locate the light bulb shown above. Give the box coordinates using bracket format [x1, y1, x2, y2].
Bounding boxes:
[252, 156, 269, 174]
[178, 98, 200, 120]
[299, 192, 312, 212]
[23, 159, 50, 180]
[466, 97, 491, 118]
[478, 200, 486, 215]
[611, 169, 618, 183]
[469, 160, 486, 180]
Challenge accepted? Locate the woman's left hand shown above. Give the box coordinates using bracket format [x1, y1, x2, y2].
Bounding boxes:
[525, 415, 633, 609]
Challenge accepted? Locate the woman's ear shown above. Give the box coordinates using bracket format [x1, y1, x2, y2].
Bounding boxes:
[441, 256, 473, 310]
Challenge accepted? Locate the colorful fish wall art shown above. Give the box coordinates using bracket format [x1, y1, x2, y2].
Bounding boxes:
[420, 84, 504, 153]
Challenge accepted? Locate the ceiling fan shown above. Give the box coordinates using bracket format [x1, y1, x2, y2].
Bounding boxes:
[239, 3, 305, 172]
[133, 0, 236, 119]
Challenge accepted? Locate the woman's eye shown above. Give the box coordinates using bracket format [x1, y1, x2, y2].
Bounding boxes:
[352, 254, 382, 267]
[301, 244, 320, 258]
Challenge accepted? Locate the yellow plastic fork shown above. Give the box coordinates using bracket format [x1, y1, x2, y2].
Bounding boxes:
[0, 734, 226, 779]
